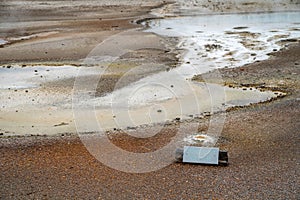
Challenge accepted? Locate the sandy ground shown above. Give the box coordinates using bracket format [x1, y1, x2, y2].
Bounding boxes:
[1, 42, 299, 200]
[0, 0, 173, 64]
[0, 0, 299, 199]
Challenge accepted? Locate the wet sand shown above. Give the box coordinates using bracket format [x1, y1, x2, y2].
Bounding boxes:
[0, 1, 300, 199]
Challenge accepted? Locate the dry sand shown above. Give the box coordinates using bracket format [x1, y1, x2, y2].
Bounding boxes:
[0, 0, 299, 199]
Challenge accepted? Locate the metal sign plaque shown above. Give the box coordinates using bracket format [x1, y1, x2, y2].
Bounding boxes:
[183, 146, 219, 164]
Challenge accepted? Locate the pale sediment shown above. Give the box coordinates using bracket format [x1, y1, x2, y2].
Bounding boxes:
[0, 1, 299, 199]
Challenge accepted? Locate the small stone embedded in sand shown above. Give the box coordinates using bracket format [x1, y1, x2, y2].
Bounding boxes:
[127, 126, 136, 130]
[175, 117, 180, 121]
[233, 26, 249, 30]
[54, 122, 69, 127]
[204, 112, 211, 116]
[204, 44, 222, 51]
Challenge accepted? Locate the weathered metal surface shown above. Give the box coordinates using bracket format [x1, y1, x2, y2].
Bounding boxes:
[183, 146, 219, 165]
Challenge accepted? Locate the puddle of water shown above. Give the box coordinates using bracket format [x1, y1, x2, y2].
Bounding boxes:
[0, 65, 103, 89]
[73, 76, 283, 131]
[145, 12, 300, 74]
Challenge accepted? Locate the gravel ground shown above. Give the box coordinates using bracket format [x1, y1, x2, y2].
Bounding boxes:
[0, 1, 299, 199]
[0, 44, 299, 199]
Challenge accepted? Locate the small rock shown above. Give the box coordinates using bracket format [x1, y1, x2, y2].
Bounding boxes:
[157, 109, 162, 113]
[204, 112, 211, 116]
[54, 122, 69, 127]
[127, 126, 136, 130]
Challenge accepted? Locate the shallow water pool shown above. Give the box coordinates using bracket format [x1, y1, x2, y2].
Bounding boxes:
[145, 11, 300, 74]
